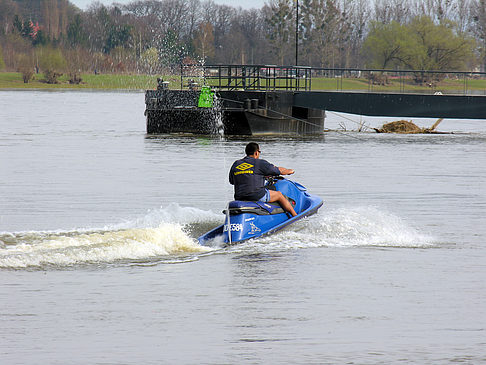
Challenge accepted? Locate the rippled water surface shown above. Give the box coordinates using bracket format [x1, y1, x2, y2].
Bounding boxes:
[1, 90, 485, 364]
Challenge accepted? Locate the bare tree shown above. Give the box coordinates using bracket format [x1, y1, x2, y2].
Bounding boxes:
[412, 0, 457, 22]
[341, 0, 371, 67]
[186, 0, 202, 40]
[2, 0, 485, 73]
[0, 0, 18, 34]
[471, 0, 486, 70]
[263, 0, 293, 65]
[194, 22, 215, 62]
[445, 0, 473, 33]
[373, 0, 412, 23]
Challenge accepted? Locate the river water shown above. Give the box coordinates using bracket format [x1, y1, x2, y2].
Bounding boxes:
[1, 90, 485, 364]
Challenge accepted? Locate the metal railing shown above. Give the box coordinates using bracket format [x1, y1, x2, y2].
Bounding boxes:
[177, 64, 486, 95]
[180, 64, 312, 91]
[310, 67, 486, 95]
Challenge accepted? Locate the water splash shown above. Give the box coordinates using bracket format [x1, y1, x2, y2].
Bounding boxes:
[0, 205, 435, 269]
[0, 205, 217, 269]
[210, 93, 225, 138]
[278, 206, 431, 248]
[0, 224, 210, 269]
[227, 206, 435, 255]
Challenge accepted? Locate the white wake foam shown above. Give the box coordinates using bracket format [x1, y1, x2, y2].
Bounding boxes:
[0, 205, 435, 269]
[245, 206, 435, 250]
[0, 205, 217, 269]
[0, 223, 210, 269]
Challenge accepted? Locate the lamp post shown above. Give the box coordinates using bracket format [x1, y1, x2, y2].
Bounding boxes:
[295, 0, 299, 66]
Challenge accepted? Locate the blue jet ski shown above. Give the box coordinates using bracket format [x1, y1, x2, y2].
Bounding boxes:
[198, 177, 323, 246]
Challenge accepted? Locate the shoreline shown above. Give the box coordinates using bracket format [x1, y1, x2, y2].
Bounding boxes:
[0, 72, 163, 90]
[0, 87, 146, 92]
[2, 71, 486, 94]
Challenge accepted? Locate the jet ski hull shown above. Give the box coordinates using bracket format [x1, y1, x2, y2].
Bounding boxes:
[198, 178, 323, 245]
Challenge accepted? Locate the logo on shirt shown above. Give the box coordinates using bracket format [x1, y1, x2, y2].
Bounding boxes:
[236, 162, 253, 171]
[234, 162, 254, 175]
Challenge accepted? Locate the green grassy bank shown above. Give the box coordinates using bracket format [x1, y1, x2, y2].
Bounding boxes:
[1, 71, 485, 94]
[0, 72, 167, 90]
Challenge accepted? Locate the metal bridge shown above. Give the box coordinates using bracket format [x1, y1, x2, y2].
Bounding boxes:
[177, 64, 486, 119]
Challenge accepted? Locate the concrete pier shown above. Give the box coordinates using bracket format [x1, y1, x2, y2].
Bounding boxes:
[145, 89, 325, 135]
[145, 65, 486, 135]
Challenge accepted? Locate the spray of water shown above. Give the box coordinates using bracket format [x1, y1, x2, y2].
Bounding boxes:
[210, 93, 225, 138]
[249, 206, 435, 251]
[0, 205, 435, 269]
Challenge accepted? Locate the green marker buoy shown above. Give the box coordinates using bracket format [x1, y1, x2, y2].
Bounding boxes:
[198, 85, 214, 108]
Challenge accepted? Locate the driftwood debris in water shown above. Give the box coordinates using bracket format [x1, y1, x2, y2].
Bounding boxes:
[427, 118, 444, 132]
[374, 118, 444, 134]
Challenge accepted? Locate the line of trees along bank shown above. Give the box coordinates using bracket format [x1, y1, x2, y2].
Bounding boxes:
[0, 0, 485, 83]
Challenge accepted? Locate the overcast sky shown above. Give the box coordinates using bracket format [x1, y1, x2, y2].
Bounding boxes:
[71, 0, 265, 11]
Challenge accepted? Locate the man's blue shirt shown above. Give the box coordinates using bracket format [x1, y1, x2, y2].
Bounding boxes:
[229, 156, 280, 200]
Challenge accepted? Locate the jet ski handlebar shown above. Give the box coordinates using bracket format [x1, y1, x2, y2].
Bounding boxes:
[265, 175, 285, 186]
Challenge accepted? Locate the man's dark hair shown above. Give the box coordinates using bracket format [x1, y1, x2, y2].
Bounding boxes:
[245, 142, 260, 156]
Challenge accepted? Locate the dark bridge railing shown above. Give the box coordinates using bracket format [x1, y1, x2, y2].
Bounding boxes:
[312, 67, 486, 95]
[180, 64, 312, 91]
[178, 63, 486, 96]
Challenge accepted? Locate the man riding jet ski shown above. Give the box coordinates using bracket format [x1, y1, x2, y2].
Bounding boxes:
[229, 142, 297, 217]
[198, 143, 323, 245]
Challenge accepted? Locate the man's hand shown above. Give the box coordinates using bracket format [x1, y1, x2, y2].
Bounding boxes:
[279, 167, 295, 175]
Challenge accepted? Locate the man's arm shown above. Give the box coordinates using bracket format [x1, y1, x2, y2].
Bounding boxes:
[278, 167, 295, 175]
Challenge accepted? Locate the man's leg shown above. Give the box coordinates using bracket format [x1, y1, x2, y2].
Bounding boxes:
[268, 190, 297, 217]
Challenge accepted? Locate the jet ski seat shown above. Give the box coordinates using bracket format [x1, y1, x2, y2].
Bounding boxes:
[224, 197, 296, 216]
